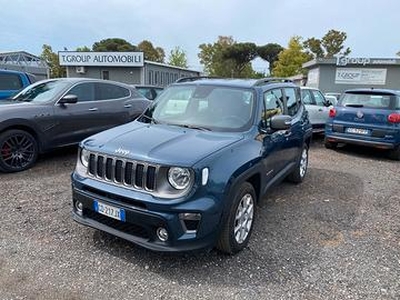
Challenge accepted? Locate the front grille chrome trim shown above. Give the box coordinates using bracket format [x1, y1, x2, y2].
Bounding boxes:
[87, 152, 159, 192]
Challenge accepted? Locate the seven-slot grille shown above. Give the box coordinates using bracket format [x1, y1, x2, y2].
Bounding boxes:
[88, 153, 158, 191]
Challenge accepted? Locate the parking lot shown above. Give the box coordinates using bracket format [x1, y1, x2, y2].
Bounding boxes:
[0, 137, 399, 300]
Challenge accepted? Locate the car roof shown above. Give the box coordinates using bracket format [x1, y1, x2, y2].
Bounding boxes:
[172, 77, 297, 89]
[344, 88, 400, 96]
[0, 69, 27, 75]
[35, 77, 134, 87]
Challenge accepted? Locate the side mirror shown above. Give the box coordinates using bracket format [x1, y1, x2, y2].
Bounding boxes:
[59, 94, 78, 104]
[270, 115, 292, 130]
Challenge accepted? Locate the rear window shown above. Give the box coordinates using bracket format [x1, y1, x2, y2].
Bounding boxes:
[396, 96, 400, 110]
[340, 92, 396, 109]
[0, 73, 23, 90]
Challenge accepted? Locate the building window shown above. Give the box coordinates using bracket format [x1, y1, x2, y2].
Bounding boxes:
[148, 70, 153, 85]
[102, 70, 109, 80]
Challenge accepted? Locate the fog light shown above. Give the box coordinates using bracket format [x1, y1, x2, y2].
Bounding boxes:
[75, 201, 83, 213]
[156, 227, 169, 242]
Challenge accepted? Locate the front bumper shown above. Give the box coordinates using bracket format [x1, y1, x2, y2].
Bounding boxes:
[71, 172, 222, 252]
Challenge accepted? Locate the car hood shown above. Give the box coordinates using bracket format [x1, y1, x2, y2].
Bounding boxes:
[82, 121, 244, 166]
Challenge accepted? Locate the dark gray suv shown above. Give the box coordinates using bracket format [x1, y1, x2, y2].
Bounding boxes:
[0, 78, 151, 172]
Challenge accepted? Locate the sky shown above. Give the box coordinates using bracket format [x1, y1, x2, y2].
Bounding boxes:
[1, 0, 400, 73]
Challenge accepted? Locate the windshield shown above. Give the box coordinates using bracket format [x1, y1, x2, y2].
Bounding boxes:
[340, 92, 396, 109]
[138, 85, 255, 132]
[12, 80, 69, 103]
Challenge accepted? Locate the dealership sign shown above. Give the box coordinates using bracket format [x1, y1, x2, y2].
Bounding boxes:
[59, 51, 144, 67]
[337, 56, 398, 66]
[335, 68, 387, 85]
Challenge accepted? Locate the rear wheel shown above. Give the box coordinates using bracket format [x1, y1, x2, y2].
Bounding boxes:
[0, 130, 38, 172]
[287, 144, 309, 183]
[217, 182, 256, 254]
[324, 138, 338, 149]
[388, 147, 400, 161]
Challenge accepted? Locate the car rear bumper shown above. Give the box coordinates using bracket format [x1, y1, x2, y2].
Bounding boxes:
[325, 134, 396, 149]
[71, 173, 222, 252]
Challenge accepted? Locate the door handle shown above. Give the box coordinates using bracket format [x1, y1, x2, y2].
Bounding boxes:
[283, 130, 292, 137]
[124, 104, 132, 108]
[88, 107, 98, 111]
[318, 108, 323, 112]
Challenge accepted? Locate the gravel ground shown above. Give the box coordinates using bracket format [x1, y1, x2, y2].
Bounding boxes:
[0, 137, 399, 300]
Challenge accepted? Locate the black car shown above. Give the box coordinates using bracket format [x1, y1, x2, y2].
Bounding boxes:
[0, 78, 151, 172]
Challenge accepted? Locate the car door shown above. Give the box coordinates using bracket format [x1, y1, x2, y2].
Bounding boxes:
[283, 87, 304, 162]
[94, 82, 141, 128]
[310, 89, 330, 126]
[50, 82, 108, 147]
[260, 88, 292, 180]
[301, 89, 319, 126]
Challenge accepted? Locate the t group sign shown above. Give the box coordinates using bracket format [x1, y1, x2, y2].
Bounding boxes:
[59, 51, 144, 67]
[335, 68, 387, 85]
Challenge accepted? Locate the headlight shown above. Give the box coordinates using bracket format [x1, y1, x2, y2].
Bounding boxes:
[80, 148, 90, 168]
[168, 167, 191, 190]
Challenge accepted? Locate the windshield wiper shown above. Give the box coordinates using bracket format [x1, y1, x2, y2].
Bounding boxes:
[345, 103, 364, 108]
[140, 114, 160, 124]
[179, 124, 211, 131]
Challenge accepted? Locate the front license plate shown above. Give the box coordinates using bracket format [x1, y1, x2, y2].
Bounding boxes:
[346, 127, 369, 135]
[94, 201, 126, 222]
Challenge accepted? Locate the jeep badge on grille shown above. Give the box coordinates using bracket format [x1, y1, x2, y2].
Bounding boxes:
[115, 147, 130, 156]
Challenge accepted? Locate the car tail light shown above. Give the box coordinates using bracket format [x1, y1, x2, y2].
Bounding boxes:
[388, 113, 400, 123]
[329, 108, 337, 118]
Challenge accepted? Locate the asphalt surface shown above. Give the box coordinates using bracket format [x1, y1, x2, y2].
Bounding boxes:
[0, 138, 399, 300]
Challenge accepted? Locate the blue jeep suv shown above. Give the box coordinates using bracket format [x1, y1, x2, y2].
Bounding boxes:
[71, 77, 312, 254]
[325, 89, 400, 160]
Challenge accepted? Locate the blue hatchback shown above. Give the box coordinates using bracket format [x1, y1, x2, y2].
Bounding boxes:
[325, 89, 400, 160]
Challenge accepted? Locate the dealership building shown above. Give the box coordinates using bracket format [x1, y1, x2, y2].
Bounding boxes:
[303, 56, 400, 93]
[59, 51, 201, 87]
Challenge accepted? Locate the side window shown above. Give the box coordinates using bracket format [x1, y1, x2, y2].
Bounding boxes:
[311, 90, 325, 106]
[95, 83, 130, 100]
[66, 83, 95, 102]
[0, 74, 23, 90]
[284, 88, 300, 116]
[301, 89, 314, 105]
[263, 89, 283, 120]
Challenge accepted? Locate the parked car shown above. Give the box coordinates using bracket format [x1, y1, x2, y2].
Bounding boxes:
[71, 77, 312, 254]
[325, 88, 400, 160]
[134, 85, 164, 100]
[0, 69, 36, 100]
[301, 87, 334, 133]
[324, 92, 341, 102]
[0, 78, 151, 172]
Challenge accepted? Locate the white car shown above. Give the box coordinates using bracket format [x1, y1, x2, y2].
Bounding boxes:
[301, 87, 335, 133]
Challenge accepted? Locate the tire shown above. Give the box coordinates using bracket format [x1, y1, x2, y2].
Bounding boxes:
[388, 147, 400, 161]
[217, 182, 256, 254]
[324, 139, 338, 149]
[0, 130, 38, 173]
[287, 144, 309, 183]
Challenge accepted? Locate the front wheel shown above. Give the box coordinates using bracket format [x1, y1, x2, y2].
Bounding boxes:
[287, 144, 309, 183]
[217, 182, 256, 254]
[0, 129, 38, 172]
[388, 147, 400, 161]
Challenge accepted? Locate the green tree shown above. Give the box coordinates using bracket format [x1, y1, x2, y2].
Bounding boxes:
[303, 37, 324, 58]
[168, 46, 188, 68]
[92, 38, 137, 52]
[223, 42, 258, 77]
[76, 46, 91, 52]
[257, 43, 284, 75]
[304, 29, 351, 58]
[137, 40, 165, 63]
[273, 36, 313, 77]
[198, 36, 236, 77]
[199, 36, 257, 77]
[40, 44, 66, 78]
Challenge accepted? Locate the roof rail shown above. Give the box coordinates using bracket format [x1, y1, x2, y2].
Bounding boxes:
[175, 76, 221, 83]
[252, 77, 293, 86]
